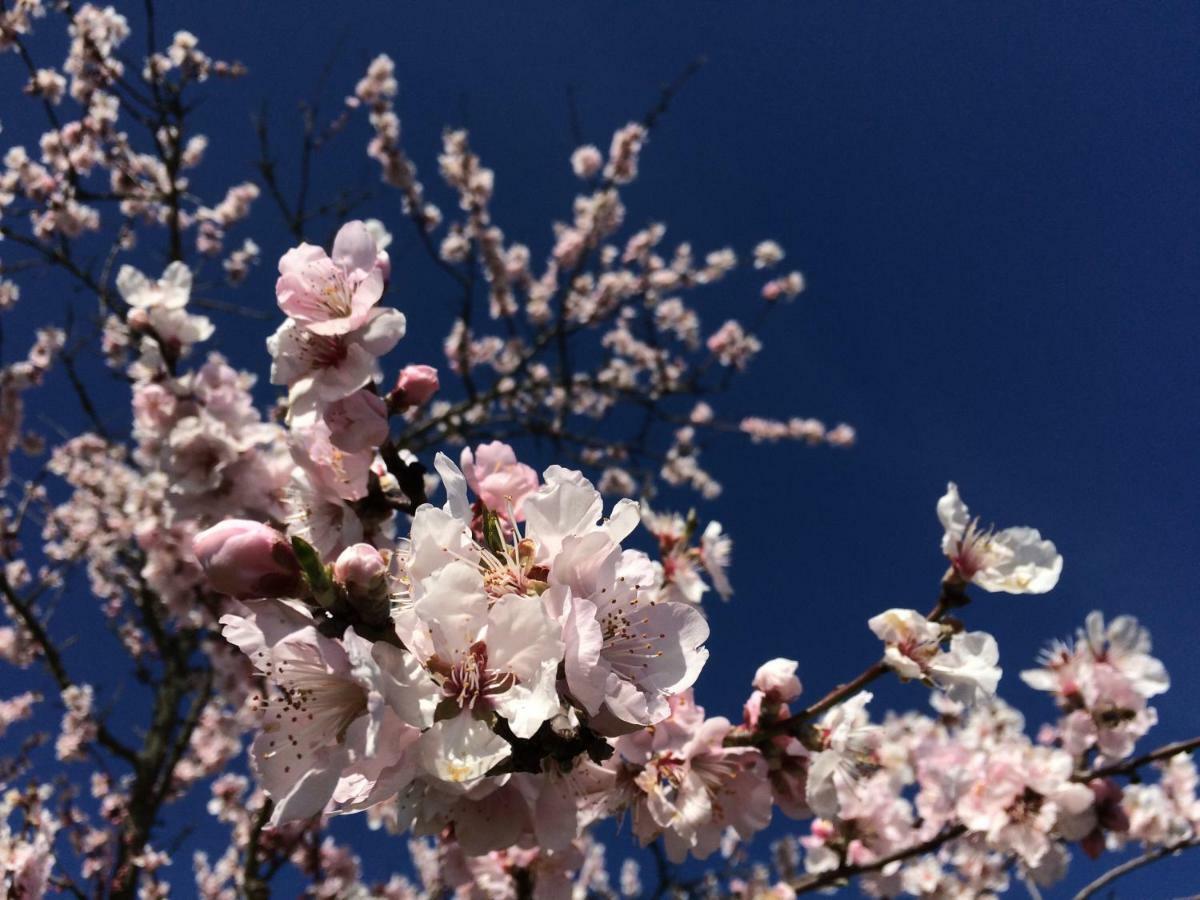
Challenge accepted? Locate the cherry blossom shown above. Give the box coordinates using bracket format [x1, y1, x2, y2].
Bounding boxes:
[869, 608, 1001, 705]
[938, 482, 1062, 593]
[0, 11, 1194, 896]
[275, 220, 387, 335]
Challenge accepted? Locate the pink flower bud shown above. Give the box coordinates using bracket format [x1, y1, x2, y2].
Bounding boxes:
[752, 658, 802, 701]
[333, 543, 386, 594]
[391, 364, 439, 409]
[325, 389, 389, 453]
[192, 520, 301, 599]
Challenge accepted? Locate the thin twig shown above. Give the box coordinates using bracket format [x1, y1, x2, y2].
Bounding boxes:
[1073, 838, 1200, 900]
[1084, 735, 1200, 781]
[790, 825, 968, 894]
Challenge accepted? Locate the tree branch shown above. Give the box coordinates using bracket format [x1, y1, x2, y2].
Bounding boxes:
[0, 567, 138, 765]
[1084, 735, 1200, 782]
[1072, 837, 1200, 900]
[790, 825, 968, 894]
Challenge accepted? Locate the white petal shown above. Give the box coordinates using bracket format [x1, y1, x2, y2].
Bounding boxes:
[433, 452, 471, 522]
[407, 505, 477, 582]
[523, 472, 604, 560]
[418, 716, 510, 791]
[976, 526, 1062, 594]
[936, 481, 969, 547]
[487, 594, 565, 683]
[356, 307, 406, 355]
[930, 631, 1002, 705]
[414, 561, 488, 659]
[115, 265, 150, 305]
[253, 733, 348, 824]
[493, 658, 561, 739]
[604, 498, 641, 543]
[370, 641, 441, 729]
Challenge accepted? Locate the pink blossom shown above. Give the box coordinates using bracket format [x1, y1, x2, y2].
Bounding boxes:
[275, 220, 386, 335]
[220, 601, 421, 823]
[391, 559, 564, 742]
[268, 308, 407, 410]
[571, 144, 603, 179]
[323, 389, 388, 453]
[459, 440, 539, 516]
[706, 320, 762, 369]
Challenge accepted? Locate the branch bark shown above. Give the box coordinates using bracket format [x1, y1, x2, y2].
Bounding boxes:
[1072, 837, 1200, 900]
[790, 825, 968, 894]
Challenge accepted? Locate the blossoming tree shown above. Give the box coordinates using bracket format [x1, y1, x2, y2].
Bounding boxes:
[0, 4, 1197, 898]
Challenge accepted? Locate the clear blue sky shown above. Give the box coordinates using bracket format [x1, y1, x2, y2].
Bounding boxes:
[5, 2, 1198, 895]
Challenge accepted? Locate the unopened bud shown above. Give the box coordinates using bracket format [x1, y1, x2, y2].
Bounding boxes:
[192, 520, 301, 599]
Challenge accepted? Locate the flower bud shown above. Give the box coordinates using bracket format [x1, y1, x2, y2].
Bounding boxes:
[390, 364, 439, 410]
[752, 658, 802, 702]
[333, 543, 390, 626]
[333, 543, 387, 595]
[192, 519, 302, 599]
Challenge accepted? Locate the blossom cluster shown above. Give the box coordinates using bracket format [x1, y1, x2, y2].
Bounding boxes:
[0, 7, 1195, 899]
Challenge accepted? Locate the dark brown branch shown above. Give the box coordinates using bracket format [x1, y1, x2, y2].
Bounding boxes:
[240, 800, 274, 900]
[1084, 735, 1200, 782]
[0, 567, 138, 765]
[1073, 837, 1200, 900]
[790, 825, 968, 894]
[799, 659, 889, 721]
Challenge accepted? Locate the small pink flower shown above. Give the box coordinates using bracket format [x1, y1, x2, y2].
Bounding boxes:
[391, 364, 439, 409]
[192, 519, 302, 599]
[275, 221, 385, 335]
[570, 144, 603, 180]
[460, 441, 539, 516]
[324, 389, 389, 452]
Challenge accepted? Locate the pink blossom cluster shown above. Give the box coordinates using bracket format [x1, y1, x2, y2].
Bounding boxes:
[340, 52, 850, 500]
[0, 9, 1196, 898]
[203, 453, 717, 847]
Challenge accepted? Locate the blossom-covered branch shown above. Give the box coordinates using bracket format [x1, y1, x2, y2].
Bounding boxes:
[0, 4, 1196, 899]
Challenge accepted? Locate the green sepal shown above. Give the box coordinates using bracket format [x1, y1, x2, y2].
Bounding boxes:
[482, 508, 506, 555]
[291, 535, 337, 607]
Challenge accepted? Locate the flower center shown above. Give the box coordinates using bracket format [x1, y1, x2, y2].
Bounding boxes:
[437, 641, 516, 709]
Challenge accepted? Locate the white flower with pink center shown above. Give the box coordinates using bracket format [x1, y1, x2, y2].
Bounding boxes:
[868, 608, 1001, 705]
[220, 599, 421, 824]
[394, 559, 564, 742]
[555, 542, 710, 731]
[938, 482, 1062, 594]
[614, 693, 772, 862]
[267, 307, 406, 412]
[806, 692, 881, 820]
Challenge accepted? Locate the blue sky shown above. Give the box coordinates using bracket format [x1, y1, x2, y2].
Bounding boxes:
[5, 2, 1199, 895]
